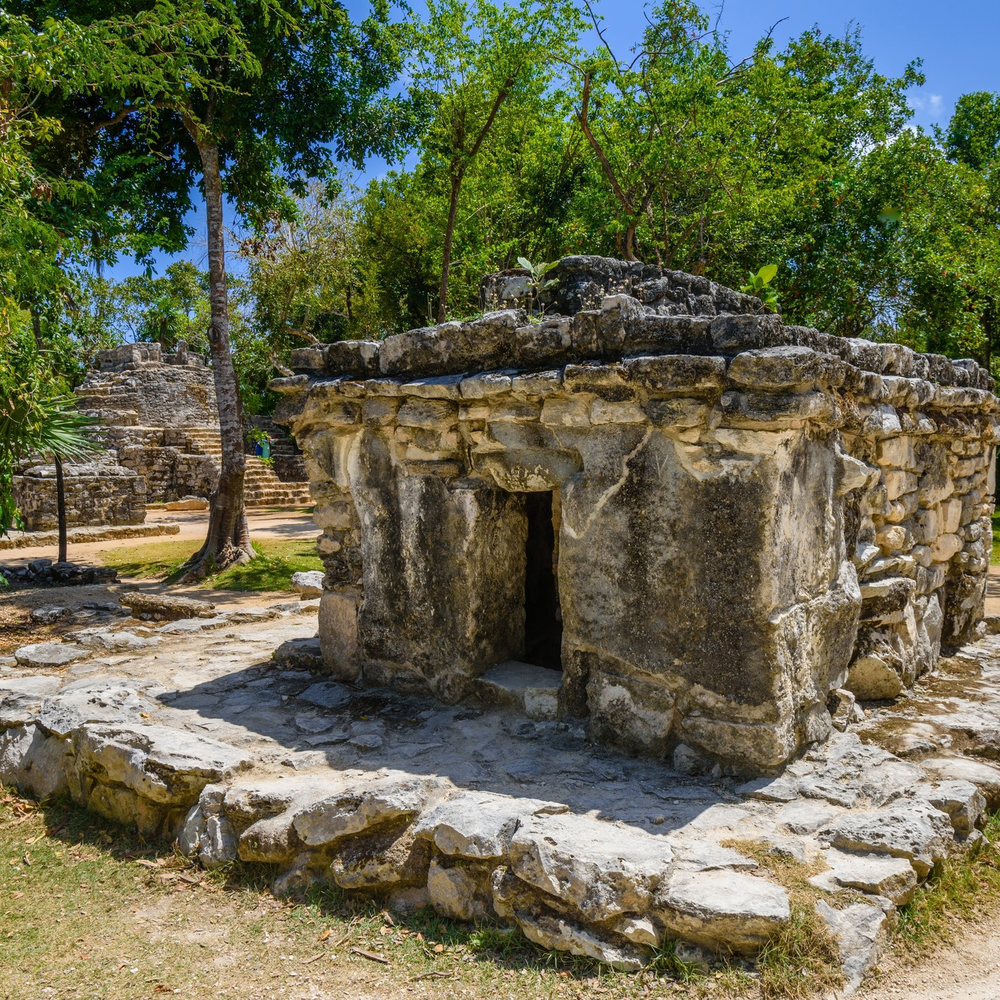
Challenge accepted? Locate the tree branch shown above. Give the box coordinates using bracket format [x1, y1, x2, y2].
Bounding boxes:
[577, 72, 635, 215]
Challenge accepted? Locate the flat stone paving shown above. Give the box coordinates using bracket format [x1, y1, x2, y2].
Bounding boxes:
[4, 603, 1000, 988]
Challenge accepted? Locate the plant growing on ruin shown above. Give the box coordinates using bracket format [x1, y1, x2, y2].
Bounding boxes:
[516, 256, 559, 314]
[741, 264, 779, 313]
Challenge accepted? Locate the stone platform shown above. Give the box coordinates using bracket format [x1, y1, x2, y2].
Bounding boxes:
[0, 521, 180, 551]
[3, 608, 1000, 987]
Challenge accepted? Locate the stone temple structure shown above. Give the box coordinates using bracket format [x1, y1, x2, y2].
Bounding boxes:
[273, 256, 999, 773]
[13, 342, 310, 529]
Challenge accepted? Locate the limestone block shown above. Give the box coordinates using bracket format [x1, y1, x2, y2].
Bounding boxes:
[883, 470, 918, 501]
[318, 590, 360, 680]
[120, 592, 216, 620]
[644, 397, 712, 429]
[413, 792, 566, 860]
[819, 798, 955, 875]
[920, 757, 1000, 810]
[912, 507, 940, 545]
[585, 670, 675, 756]
[940, 498, 963, 534]
[930, 533, 963, 563]
[915, 780, 986, 835]
[459, 370, 514, 399]
[38, 681, 155, 737]
[814, 899, 890, 993]
[239, 812, 302, 864]
[516, 910, 650, 972]
[875, 525, 912, 554]
[331, 826, 432, 890]
[508, 813, 674, 921]
[540, 397, 590, 427]
[776, 798, 844, 834]
[813, 849, 917, 905]
[427, 858, 494, 921]
[71, 629, 160, 653]
[591, 398, 646, 424]
[291, 570, 324, 596]
[325, 339, 380, 378]
[616, 315, 713, 358]
[291, 775, 445, 847]
[14, 642, 89, 668]
[71, 723, 252, 807]
[877, 436, 917, 469]
[846, 655, 903, 700]
[380, 311, 523, 378]
[657, 871, 790, 954]
[0, 724, 72, 800]
[514, 318, 573, 366]
[621, 354, 726, 396]
[726, 345, 846, 391]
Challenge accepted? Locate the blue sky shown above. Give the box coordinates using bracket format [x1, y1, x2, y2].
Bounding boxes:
[109, 0, 1000, 281]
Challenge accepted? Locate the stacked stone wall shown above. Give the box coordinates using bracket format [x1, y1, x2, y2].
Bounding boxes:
[275, 256, 998, 773]
[12, 462, 146, 531]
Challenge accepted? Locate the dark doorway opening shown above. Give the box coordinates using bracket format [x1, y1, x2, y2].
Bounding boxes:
[523, 491, 562, 669]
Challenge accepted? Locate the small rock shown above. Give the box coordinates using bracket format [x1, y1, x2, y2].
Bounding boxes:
[915, 780, 986, 835]
[30, 605, 69, 625]
[815, 899, 889, 994]
[291, 570, 324, 597]
[14, 642, 89, 669]
[657, 870, 790, 954]
[297, 681, 351, 710]
[811, 849, 917, 905]
[828, 688, 858, 732]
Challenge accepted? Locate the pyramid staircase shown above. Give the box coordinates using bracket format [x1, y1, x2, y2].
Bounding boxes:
[181, 428, 312, 508]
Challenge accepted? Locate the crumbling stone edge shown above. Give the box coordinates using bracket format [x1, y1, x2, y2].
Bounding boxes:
[1, 707, 992, 987]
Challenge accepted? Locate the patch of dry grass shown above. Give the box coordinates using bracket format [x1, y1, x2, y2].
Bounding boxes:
[0, 788, 711, 1000]
[716, 839, 847, 999]
[894, 811, 1000, 956]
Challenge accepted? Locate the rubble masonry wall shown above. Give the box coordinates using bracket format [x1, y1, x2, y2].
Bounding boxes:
[274, 257, 998, 772]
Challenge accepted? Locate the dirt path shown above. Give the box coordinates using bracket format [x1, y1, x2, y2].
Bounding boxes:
[858, 916, 1000, 999]
[1, 508, 317, 568]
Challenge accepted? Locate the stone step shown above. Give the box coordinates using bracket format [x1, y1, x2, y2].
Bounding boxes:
[471, 661, 562, 721]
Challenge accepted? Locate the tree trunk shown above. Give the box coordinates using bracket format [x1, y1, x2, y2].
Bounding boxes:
[438, 172, 463, 323]
[181, 140, 253, 580]
[54, 454, 67, 564]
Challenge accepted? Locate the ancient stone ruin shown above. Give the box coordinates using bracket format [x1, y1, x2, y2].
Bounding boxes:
[274, 256, 999, 773]
[12, 342, 311, 530]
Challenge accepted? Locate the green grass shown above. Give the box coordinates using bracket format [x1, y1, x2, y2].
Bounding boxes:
[0, 788, 710, 999]
[992, 511, 1000, 564]
[97, 537, 323, 592]
[894, 811, 1000, 955]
